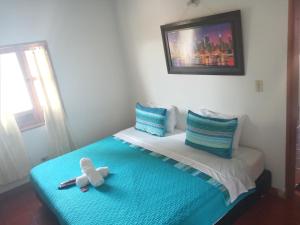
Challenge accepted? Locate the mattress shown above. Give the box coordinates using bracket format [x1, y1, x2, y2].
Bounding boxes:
[31, 136, 253, 225]
[115, 127, 264, 202]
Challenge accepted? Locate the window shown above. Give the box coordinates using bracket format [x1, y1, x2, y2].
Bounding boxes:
[0, 42, 49, 131]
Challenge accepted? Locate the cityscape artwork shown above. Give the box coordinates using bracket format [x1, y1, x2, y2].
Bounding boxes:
[161, 10, 244, 75]
[167, 23, 234, 67]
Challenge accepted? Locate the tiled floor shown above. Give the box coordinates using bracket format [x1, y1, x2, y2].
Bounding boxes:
[0, 184, 300, 225]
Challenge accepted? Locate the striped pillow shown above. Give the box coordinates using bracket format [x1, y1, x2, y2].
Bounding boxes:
[185, 110, 238, 159]
[135, 103, 167, 137]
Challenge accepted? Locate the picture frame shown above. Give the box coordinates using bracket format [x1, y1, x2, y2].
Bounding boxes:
[160, 10, 244, 75]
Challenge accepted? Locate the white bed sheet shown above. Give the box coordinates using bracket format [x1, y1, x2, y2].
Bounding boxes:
[114, 127, 264, 203]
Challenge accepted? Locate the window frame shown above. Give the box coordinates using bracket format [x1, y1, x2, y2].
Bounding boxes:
[0, 41, 47, 131]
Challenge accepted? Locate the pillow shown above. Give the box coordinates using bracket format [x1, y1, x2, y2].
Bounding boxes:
[148, 103, 177, 133]
[135, 103, 167, 137]
[197, 109, 246, 150]
[185, 110, 238, 159]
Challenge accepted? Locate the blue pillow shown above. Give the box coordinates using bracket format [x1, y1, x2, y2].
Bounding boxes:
[135, 103, 167, 137]
[185, 110, 238, 159]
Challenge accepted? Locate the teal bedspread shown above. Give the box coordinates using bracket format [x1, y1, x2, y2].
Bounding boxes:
[31, 136, 252, 225]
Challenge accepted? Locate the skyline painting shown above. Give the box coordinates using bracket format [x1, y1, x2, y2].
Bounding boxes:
[167, 22, 235, 67]
[161, 10, 244, 75]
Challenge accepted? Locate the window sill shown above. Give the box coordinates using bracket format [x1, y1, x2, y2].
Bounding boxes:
[20, 121, 45, 133]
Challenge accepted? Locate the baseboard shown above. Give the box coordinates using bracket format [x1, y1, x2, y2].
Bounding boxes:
[269, 187, 286, 199]
[0, 177, 29, 195]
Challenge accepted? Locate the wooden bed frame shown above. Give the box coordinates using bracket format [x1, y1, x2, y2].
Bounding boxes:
[216, 170, 271, 225]
[35, 170, 271, 225]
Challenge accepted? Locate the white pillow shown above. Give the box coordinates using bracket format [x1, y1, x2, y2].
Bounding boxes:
[164, 105, 177, 133]
[148, 103, 177, 133]
[197, 109, 246, 150]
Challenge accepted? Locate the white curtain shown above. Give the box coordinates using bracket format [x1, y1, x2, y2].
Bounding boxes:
[29, 46, 74, 156]
[0, 59, 29, 186]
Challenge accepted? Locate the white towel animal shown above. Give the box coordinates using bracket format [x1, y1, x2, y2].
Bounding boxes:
[80, 157, 95, 172]
[80, 158, 109, 187]
[98, 166, 109, 177]
[75, 174, 89, 188]
[85, 168, 104, 187]
[75, 167, 110, 188]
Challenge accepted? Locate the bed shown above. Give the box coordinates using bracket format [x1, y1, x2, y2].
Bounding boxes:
[31, 127, 271, 225]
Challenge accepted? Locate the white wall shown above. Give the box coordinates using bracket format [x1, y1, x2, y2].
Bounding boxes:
[114, 0, 288, 191]
[0, 0, 132, 192]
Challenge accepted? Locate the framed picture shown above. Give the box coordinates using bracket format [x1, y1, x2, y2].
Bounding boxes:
[160, 10, 244, 75]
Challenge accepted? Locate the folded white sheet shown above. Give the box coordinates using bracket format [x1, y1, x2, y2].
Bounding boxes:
[114, 127, 264, 203]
